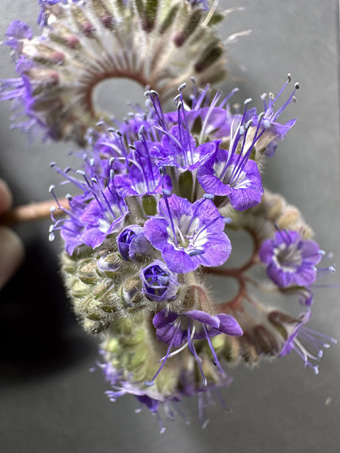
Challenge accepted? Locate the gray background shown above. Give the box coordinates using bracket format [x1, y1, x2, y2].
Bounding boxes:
[0, 1, 340, 452]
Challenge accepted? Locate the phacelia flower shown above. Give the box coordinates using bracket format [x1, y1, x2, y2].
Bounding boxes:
[154, 309, 243, 348]
[259, 229, 322, 288]
[1, 0, 230, 144]
[258, 75, 299, 156]
[268, 310, 337, 375]
[146, 308, 242, 386]
[99, 313, 235, 430]
[49, 164, 128, 253]
[144, 193, 232, 273]
[197, 146, 264, 211]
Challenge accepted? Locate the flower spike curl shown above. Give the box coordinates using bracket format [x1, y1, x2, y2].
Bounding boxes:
[1, 0, 233, 144]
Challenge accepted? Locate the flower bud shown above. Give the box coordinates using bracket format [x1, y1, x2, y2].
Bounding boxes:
[116, 225, 151, 261]
[140, 260, 179, 302]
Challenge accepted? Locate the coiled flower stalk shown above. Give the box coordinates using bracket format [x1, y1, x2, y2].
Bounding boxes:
[0, 0, 237, 144]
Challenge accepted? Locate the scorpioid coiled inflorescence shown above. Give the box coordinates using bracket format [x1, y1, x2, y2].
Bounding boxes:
[0, 0, 241, 144]
[1, 1, 336, 431]
[47, 76, 337, 428]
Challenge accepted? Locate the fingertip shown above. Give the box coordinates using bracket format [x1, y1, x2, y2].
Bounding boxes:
[0, 227, 25, 290]
[0, 179, 13, 213]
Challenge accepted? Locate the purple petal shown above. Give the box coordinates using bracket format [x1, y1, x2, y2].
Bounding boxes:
[143, 217, 169, 251]
[162, 245, 198, 273]
[216, 314, 243, 336]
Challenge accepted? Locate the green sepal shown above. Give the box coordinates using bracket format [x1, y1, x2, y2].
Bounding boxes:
[142, 194, 157, 216]
[178, 170, 194, 201]
[158, 5, 179, 34]
[144, 0, 158, 32]
[174, 10, 202, 47]
[194, 41, 223, 73]
[190, 115, 203, 136]
[207, 12, 225, 26]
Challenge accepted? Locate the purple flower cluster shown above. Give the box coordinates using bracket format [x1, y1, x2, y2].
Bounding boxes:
[1, 0, 336, 433]
[45, 79, 336, 426]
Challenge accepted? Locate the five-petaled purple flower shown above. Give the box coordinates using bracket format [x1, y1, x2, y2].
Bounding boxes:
[259, 230, 322, 288]
[197, 147, 263, 211]
[154, 309, 243, 348]
[144, 194, 231, 273]
[145, 308, 242, 386]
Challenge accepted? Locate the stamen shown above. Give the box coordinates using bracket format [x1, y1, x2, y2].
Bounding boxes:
[159, 326, 196, 362]
[188, 249, 205, 256]
[187, 323, 207, 386]
[194, 215, 224, 241]
[162, 190, 178, 247]
[202, 324, 226, 376]
[138, 125, 156, 189]
[219, 87, 239, 109]
[185, 197, 207, 234]
[145, 325, 181, 386]
[199, 90, 221, 144]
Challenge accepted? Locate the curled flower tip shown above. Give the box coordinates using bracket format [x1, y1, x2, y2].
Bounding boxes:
[2, 0, 229, 144]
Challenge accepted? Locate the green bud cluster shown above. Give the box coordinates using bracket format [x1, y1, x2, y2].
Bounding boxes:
[61, 239, 151, 334]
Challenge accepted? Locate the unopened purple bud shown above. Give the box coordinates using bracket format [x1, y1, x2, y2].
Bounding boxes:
[117, 225, 150, 261]
[141, 260, 179, 302]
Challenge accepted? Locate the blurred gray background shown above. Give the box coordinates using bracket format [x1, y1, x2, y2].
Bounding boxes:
[0, 1, 339, 452]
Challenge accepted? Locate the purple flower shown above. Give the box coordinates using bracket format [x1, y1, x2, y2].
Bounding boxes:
[49, 165, 128, 253]
[145, 308, 242, 387]
[144, 194, 231, 273]
[193, 96, 268, 211]
[154, 309, 243, 348]
[257, 76, 298, 156]
[4, 21, 33, 50]
[259, 230, 322, 288]
[140, 260, 179, 302]
[150, 124, 218, 172]
[78, 182, 127, 249]
[268, 310, 337, 375]
[117, 225, 150, 261]
[197, 147, 263, 211]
